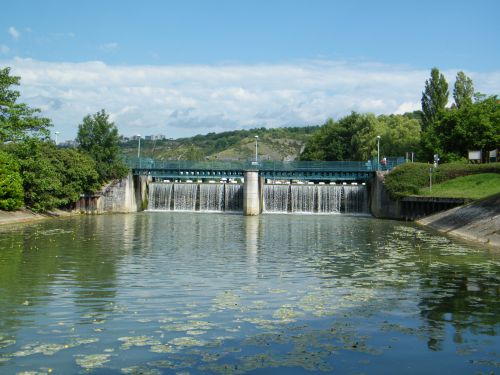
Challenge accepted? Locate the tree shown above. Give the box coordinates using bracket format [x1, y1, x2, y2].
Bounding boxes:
[421, 67, 449, 130]
[0, 67, 51, 143]
[453, 71, 474, 109]
[12, 140, 101, 211]
[433, 95, 500, 161]
[0, 150, 24, 210]
[77, 110, 128, 183]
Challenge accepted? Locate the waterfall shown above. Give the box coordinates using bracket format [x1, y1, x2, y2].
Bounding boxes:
[317, 185, 343, 213]
[225, 184, 243, 212]
[148, 183, 173, 211]
[199, 184, 224, 212]
[263, 183, 368, 214]
[148, 182, 243, 213]
[263, 185, 290, 213]
[291, 185, 316, 213]
[173, 184, 198, 211]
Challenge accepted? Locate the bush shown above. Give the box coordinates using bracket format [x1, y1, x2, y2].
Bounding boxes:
[0, 150, 24, 210]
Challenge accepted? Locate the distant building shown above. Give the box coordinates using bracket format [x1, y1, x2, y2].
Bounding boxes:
[145, 134, 166, 141]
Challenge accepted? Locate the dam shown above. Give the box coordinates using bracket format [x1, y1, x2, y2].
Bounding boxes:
[129, 158, 394, 215]
[147, 181, 369, 214]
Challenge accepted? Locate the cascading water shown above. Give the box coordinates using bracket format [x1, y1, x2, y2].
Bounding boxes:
[173, 184, 198, 211]
[148, 183, 243, 212]
[290, 185, 316, 213]
[199, 184, 224, 212]
[263, 184, 368, 214]
[149, 182, 368, 215]
[225, 184, 244, 212]
[317, 185, 343, 213]
[263, 185, 290, 213]
[148, 183, 173, 211]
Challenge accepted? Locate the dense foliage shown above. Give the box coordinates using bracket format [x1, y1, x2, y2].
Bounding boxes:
[421, 67, 449, 130]
[300, 113, 421, 161]
[9, 140, 100, 211]
[77, 110, 128, 182]
[421, 95, 500, 162]
[0, 150, 24, 210]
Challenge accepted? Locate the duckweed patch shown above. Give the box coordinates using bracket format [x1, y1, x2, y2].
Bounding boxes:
[75, 353, 111, 370]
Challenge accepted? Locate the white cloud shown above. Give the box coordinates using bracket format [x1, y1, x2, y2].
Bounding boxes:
[2, 57, 499, 141]
[8, 26, 20, 40]
[0, 44, 9, 54]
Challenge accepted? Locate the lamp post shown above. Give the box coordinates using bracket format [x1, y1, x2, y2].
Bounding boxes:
[137, 134, 141, 158]
[54, 131, 60, 145]
[254, 135, 259, 164]
[376, 135, 381, 171]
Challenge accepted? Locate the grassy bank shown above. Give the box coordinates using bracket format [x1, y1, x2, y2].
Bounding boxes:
[384, 162, 500, 199]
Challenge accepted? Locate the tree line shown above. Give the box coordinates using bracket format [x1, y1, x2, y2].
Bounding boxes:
[0, 67, 127, 212]
[301, 68, 499, 163]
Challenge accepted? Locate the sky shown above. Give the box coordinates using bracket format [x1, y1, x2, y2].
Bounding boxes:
[1, 0, 499, 141]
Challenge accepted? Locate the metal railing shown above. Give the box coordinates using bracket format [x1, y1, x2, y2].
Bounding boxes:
[125, 157, 405, 172]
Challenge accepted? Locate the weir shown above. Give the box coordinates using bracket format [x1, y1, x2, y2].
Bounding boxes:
[148, 181, 369, 215]
[133, 158, 406, 216]
[148, 182, 244, 213]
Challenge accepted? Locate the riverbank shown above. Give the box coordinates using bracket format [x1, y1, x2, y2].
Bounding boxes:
[417, 193, 500, 248]
[0, 208, 75, 226]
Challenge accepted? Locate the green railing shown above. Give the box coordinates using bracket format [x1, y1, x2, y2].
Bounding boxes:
[125, 157, 405, 172]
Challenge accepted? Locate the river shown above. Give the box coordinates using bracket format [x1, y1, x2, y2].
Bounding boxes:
[0, 213, 499, 374]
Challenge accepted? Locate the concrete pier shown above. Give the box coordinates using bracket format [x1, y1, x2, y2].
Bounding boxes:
[243, 171, 261, 215]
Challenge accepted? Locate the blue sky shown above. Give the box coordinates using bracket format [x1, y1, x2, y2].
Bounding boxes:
[1, 0, 499, 141]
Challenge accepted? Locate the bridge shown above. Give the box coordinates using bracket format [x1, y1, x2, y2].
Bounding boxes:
[126, 157, 405, 182]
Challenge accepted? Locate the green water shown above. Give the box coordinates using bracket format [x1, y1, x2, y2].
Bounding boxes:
[0, 213, 499, 374]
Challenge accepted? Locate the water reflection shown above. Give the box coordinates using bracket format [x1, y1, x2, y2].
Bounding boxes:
[0, 213, 498, 374]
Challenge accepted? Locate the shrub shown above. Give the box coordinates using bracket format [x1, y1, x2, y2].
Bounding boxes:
[0, 150, 24, 211]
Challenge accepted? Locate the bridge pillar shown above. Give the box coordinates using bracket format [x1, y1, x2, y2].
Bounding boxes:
[243, 171, 261, 216]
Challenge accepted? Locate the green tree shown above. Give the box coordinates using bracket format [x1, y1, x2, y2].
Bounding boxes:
[57, 148, 100, 204]
[13, 140, 65, 211]
[0, 67, 51, 143]
[0, 150, 24, 210]
[453, 71, 474, 109]
[77, 110, 128, 183]
[12, 140, 100, 211]
[433, 95, 500, 161]
[421, 67, 449, 130]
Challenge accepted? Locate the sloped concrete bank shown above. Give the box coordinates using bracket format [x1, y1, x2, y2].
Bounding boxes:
[0, 209, 74, 226]
[417, 194, 500, 248]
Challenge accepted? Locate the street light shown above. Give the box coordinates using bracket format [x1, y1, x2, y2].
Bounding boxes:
[54, 131, 60, 145]
[254, 135, 259, 164]
[137, 134, 141, 158]
[376, 135, 381, 171]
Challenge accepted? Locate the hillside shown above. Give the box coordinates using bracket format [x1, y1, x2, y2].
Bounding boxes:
[120, 126, 319, 161]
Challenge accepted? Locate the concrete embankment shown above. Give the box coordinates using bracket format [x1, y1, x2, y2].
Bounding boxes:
[417, 193, 500, 248]
[0, 209, 74, 226]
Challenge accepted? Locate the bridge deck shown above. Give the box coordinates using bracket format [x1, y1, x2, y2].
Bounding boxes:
[126, 157, 404, 181]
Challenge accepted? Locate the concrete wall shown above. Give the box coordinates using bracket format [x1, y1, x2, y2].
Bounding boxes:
[370, 171, 401, 219]
[75, 173, 148, 214]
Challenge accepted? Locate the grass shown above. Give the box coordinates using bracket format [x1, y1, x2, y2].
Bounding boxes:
[384, 162, 500, 199]
[418, 173, 500, 199]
